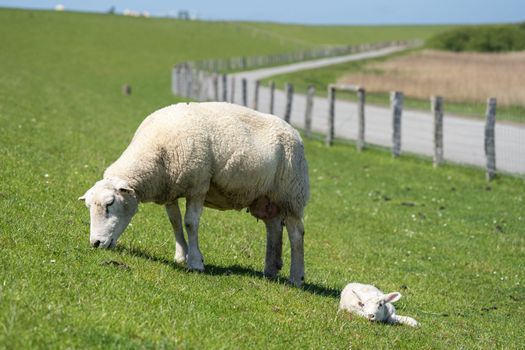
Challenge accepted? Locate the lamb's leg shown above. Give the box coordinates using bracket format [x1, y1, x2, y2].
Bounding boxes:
[165, 201, 188, 264]
[285, 217, 305, 287]
[184, 196, 205, 271]
[263, 217, 283, 279]
[388, 314, 420, 328]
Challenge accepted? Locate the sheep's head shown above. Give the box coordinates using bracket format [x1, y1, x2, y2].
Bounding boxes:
[79, 178, 138, 248]
[354, 290, 401, 322]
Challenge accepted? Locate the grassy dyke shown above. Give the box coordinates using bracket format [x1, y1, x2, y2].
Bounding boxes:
[1, 8, 524, 349]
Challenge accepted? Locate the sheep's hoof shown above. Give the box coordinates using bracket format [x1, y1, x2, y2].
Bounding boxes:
[289, 276, 304, 288]
[174, 253, 187, 264]
[187, 257, 205, 272]
[263, 269, 278, 280]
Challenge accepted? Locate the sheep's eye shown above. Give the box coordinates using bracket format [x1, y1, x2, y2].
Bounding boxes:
[105, 199, 114, 215]
[378, 301, 384, 307]
[358, 301, 364, 307]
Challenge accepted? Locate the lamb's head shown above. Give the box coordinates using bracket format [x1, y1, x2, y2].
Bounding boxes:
[79, 178, 138, 248]
[355, 290, 401, 322]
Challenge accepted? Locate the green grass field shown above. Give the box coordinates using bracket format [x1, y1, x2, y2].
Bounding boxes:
[1, 8, 524, 349]
[262, 49, 525, 123]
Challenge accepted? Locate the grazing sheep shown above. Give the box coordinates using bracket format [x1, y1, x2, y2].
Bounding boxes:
[79, 102, 309, 286]
[339, 282, 420, 327]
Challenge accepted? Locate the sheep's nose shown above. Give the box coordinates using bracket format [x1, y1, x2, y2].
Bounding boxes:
[368, 314, 375, 320]
[92, 240, 101, 248]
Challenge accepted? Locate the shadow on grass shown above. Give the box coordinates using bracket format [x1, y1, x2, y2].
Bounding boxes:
[116, 244, 340, 299]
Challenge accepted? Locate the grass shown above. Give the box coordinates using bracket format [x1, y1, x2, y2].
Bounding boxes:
[262, 49, 525, 123]
[1, 8, 524, 349]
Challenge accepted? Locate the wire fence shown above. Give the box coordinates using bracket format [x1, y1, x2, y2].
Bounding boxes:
[171, 46, 525, 180]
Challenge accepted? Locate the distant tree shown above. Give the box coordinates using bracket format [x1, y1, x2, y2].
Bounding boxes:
[427, 25, 525, 52]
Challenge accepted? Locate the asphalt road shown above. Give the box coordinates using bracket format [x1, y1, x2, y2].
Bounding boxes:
[229, 47, 525, 175]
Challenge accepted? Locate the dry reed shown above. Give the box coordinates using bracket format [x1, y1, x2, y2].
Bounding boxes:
[338, 50, 525, 106]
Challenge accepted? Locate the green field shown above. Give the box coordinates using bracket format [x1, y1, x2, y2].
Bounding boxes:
[1, 8, 524, 349]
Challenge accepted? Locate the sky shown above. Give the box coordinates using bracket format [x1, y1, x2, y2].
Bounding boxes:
[0, 0, 523, 25]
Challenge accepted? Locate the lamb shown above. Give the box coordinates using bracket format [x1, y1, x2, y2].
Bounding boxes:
[339, 282, 420, 327]
[79, 102, 309, 286]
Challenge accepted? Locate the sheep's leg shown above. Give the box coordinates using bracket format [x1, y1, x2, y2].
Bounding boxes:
[285, 217, 304, 287]
[388, 315, 420, 327]
[165, 201, 188, 264]
[184, 196, 205, 271]
[263, 217, 283, 279]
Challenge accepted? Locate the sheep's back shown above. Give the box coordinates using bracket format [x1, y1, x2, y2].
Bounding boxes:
[132, 102, 309, 215]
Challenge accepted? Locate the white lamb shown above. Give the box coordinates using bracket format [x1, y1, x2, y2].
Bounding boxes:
[79, 102, 309, 286]
[339, 282, 420, 327]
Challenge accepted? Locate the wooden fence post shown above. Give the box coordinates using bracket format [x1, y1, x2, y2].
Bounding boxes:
[432, 96, 444, 167]
[304, 85, 315, 138]
[122, 84, 131, 96]
[357, 87, 366, 151]
[253, 80, 260, 110]
[269, 81, 275, 114]
[391, 91, 404, 157]
[284, 83, 294, 123]
[171, 66, 178, 95]
[222, 74, 227, 102]
[213, 74, 219, 101]
[230, 76, 236, 103]
[326, 85, 336, 146]
[186, 65, 193, 99]
[242, 78, 247, 106]
[485, 97, 497, 181]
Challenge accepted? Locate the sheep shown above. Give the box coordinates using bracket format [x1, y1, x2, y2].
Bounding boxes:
[79, 102, 309, 286]
[339, 282, 420, 327]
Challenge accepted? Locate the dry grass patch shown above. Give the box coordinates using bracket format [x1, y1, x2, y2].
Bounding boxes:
[338, 50, 525, 106]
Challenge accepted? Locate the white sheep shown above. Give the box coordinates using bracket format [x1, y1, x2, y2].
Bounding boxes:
[339, 282, 420, 327]
[79, 102, 309, 286]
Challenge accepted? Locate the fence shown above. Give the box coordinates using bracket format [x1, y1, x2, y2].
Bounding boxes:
[171, 44, 525, 180]
[190, 40, 421, 73]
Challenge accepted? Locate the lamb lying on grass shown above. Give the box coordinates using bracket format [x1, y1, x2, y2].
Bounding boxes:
[79, 102, 309, 287]
[339, 282, 420, 327]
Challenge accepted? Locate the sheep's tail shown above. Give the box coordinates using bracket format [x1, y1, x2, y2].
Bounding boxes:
[389, 315, 420, 328]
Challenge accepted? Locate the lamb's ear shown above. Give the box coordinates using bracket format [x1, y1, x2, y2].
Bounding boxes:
[351, 290, 364, 307]
[78, 190, 89, 201]
[384, 292, 401, 303]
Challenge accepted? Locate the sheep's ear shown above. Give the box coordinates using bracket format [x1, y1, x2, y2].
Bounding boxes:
[384, 292, 401, 303]
[118, 186, 134, 195]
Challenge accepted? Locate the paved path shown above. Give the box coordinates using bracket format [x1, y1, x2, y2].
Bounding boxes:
[228, 47, 525, 175]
